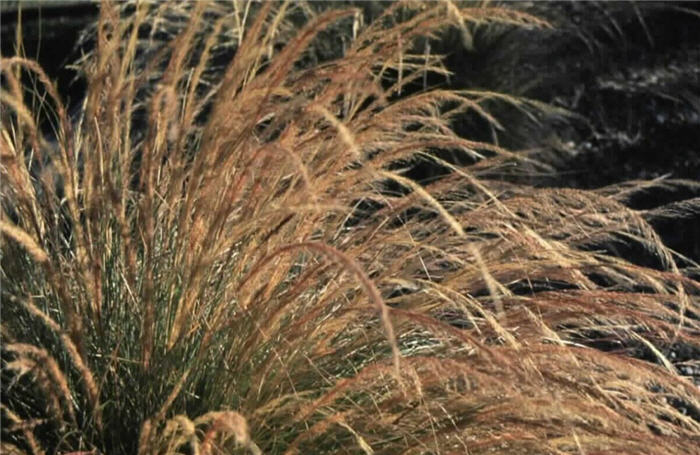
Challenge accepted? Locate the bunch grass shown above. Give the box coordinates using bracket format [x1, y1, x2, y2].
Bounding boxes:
[1, 1, 699, 454]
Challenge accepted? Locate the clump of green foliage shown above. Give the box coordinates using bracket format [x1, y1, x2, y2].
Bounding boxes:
[2, 1, 699, 454]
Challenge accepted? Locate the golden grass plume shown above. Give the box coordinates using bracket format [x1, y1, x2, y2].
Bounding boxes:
[1, 1, 698, 454]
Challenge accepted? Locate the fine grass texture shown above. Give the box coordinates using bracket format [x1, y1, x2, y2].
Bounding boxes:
[2, 1, 699, 454]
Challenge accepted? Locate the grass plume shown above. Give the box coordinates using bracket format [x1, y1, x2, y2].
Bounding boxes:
[1, 1, 698, 453]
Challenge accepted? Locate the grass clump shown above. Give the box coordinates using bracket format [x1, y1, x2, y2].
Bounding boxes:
[2, 1, 699, 454]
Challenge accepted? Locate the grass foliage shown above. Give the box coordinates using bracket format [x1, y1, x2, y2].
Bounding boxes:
[2, 1, 699, 453]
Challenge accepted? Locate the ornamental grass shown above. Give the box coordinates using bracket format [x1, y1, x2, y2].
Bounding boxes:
[1, 1, 698, 454]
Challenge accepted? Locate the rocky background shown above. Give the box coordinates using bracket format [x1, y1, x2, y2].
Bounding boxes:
[440, 2, 700, 265]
